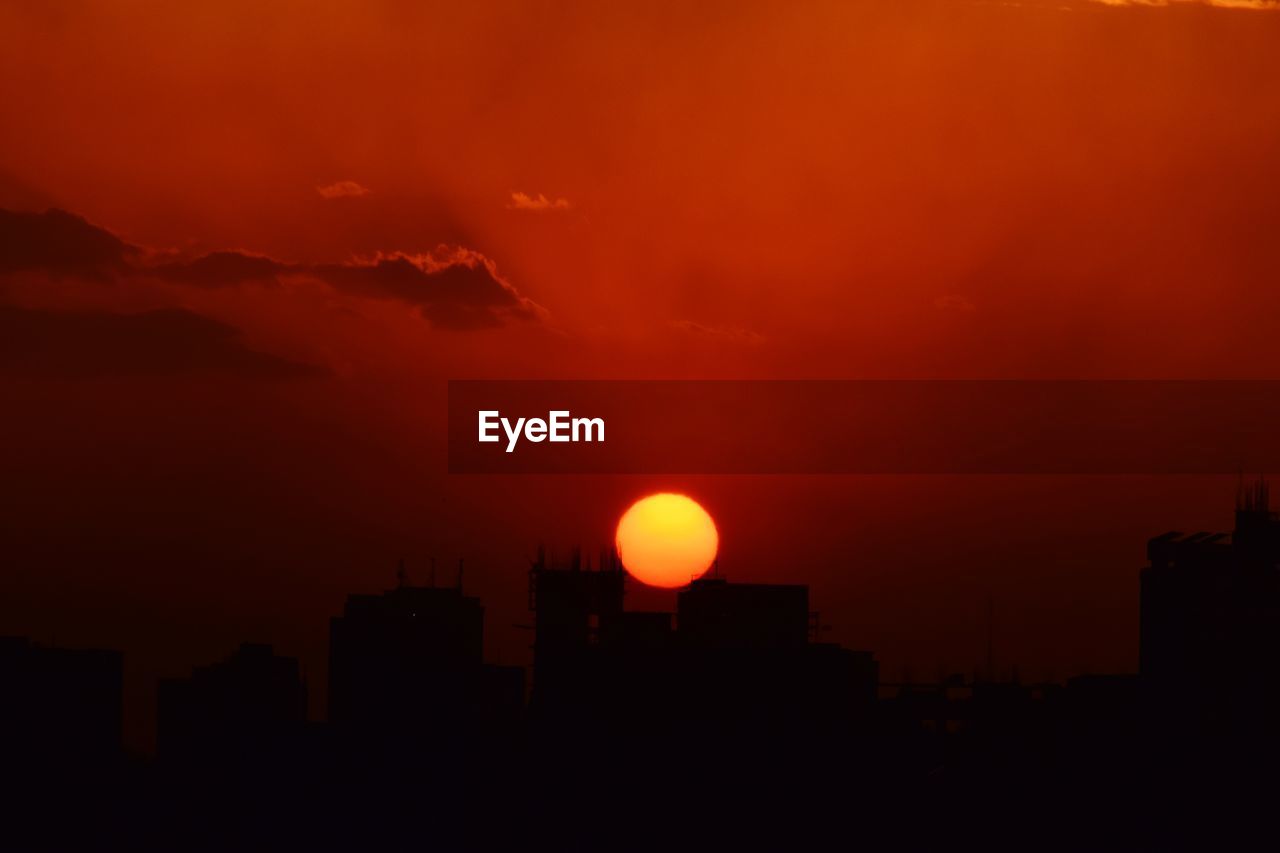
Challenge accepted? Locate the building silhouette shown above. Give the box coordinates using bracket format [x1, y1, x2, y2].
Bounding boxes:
[157, 642, 306, 763]
[528, 547, 878, 739]
[527, 546, 629, 719]
[2, 637, 126, 850]
[12, 493, 1280, 850]
[1141, 480, 1280, 725]
[328, 571, 523, 736]
[675, 577, 878, 732]
[0, 636, 122, 767]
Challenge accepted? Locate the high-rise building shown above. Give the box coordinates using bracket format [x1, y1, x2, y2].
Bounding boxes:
[528, 550, 878, 735]
[1140, 481, 1280, 723]
[676, 577, 811, 650]
[158, 642, 306, 762]
[328, 578, 523, 734]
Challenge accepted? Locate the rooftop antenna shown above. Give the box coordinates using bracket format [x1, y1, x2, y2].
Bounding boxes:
[396, 557, 407, 588]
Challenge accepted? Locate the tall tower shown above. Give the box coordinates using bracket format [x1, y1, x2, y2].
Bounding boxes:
[1140, 483, 1280, 725]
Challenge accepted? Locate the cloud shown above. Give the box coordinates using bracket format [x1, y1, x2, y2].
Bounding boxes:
[1, 207, 543, 330]
[153, 247, 540, 330]
[308, 249, 540, 329]
[507, 191, 571, 213]
[154, 250, 285, 286]
[670, 319, 765, 345]
[0, 208, 135, 278]
[0, 305, 325, 379]
[316, 180, 371, 199]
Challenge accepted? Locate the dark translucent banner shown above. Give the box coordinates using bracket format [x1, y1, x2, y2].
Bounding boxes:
[447, 380, 1280, 474]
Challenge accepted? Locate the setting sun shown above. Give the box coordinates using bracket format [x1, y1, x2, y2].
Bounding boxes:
[615, 493, 719, 588]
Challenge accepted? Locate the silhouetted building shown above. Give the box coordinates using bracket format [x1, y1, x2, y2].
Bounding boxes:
[528, 546, 635, 717]
[158, 642, 306, 762]
[328, 577, 523, 733]
[529, 546, 626, 653]
[884, 677, 971, 736]
[528, 552, 878, 737]
[1141, 480, 1280, 723]
[1056, 674, 1142, 742]
[675, 577, 877, 730]
[677, 577, 810, 648]
[0, 636, 123, 767]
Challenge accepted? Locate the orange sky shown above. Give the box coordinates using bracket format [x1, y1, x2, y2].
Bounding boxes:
[3, 0, 1280, 749]
[3, 0, 1279, 374]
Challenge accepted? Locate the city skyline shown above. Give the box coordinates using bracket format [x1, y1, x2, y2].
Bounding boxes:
[8, 486, 1280, 848]
[5, 2, 1280, 847]
[9, 483, 1276, 747]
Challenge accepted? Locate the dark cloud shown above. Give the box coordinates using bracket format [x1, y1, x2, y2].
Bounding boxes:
[0, 208, 134, 278]
[0, 305, 325, 379]
[310, 253, 536, 329]
[670, 319, 765, 345]
[155, 250, 285, 287]
[0, 206, 540, 329]
[153, 250, 538, 329]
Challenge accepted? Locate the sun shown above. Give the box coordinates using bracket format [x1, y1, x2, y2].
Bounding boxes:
[615, 493, 719, 589]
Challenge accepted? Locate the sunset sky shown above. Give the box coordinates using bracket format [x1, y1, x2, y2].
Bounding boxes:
[3, 0, 1280, 749]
